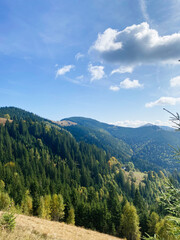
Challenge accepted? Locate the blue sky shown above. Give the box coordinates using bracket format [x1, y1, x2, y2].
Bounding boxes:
[1, 0, 180, 127]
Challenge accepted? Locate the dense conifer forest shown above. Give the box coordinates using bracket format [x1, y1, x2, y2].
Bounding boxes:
[0, 107, 179, 239]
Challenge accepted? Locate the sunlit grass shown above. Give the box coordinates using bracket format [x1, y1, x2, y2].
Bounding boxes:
[0, 212, 123, 240]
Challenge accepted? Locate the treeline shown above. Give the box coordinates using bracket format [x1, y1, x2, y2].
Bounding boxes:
[0, 117, 178, 239]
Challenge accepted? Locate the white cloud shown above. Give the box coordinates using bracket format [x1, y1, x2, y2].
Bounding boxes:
[120, 78, 143, 89]
[111, 120, 171, 128]
[111, 66, 134, 75]
[170, 76, 180, 87]
[145, 97, 180, 108]
[93, 28, 122, 52]
[109, 86, 120, 91]
[88, 64, 105, 81]
[110, 78, 143, 91]
[91, 22, 180, 66]
[139, 0, 150, 22]
[56, 65, 74, 78]
[75, 52, 84, 60]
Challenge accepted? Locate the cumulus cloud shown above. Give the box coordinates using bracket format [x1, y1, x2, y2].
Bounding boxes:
[56, 65, 74, 77]
[88, 64, 105, 81]
[109, 78, 143, 91]
[111, 120, 171, 128]
[75, 52, 84, 60]
[93, 28, 122, 52]
[111, 66, 134, 75]
[91, 22, 180, 66]
[170, 76, 180, 87]
[145, 97, 180, 108]
[120, 78, 143, 89]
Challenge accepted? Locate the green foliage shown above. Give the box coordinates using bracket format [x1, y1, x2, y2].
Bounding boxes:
[21, 190, 33, 215]
[147, 212, 160, 236]
[66, 207, 75, 225]
[120, 201, 141, 240]
[38, 195, 51, 220]
[159, 181, 180, 217]
[0, 212, 16, 231]
[50, 194, 65, 221]
[155, 217, 177, 240]
[4, 114, 10, 120]
[0, 192, 11, 210]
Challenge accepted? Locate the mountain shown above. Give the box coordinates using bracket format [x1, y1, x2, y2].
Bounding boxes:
[0, 106, 48, 122]
[58, 117, 133, 162]
[0, 107, 178, 239]
[0, 107, 179, 172]
[159, 125, 175, 132]
[141, 123, 175, 132]
[62, 117, 180, 172]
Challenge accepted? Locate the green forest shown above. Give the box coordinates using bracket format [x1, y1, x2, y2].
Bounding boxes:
[0, 107, 179, 240]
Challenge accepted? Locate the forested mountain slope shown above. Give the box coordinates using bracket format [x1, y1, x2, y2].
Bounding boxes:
[0, 106, 173, 239]
[63, 117, 180, 172]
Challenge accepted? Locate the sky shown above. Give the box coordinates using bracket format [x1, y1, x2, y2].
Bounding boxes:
[1, 0, 180, 127]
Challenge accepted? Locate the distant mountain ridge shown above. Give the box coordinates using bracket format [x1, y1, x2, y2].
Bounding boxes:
[62, 116, 180, 172]
[0, 107, 179, 172]
[140, 123, 174, 132]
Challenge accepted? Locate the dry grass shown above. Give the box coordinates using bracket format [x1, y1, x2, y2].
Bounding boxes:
[131, 171, 146, 185]
[52, 120, 77, 127]
[0, 212, 124, 240]
[124, 170, 146, 186]
[0, 118, 12, 125]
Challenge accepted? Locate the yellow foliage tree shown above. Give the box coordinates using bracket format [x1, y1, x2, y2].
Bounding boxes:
[120, 201, 141, 240]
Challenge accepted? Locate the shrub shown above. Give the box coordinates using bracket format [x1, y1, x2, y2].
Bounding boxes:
[0, 212, 16, 231]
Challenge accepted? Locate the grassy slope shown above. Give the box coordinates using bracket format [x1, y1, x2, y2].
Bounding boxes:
[0, 212, 124, 240]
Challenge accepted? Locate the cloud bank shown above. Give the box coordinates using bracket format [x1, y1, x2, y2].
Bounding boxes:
[56, 65, 74, 77]
[112, 119, 171, 128]
[145, 97, 180, 108]
[110, 78, 143, 91]
[92, 22, 180, 66]
[88, 64, 105, 81]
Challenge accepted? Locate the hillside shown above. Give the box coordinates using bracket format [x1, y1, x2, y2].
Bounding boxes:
[0, 212, 123, 240]
[63, 117, 180, 172]
[0, 106, 179, 239]
[56, 118, 133, 161]
[0, 107, 47, 122]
